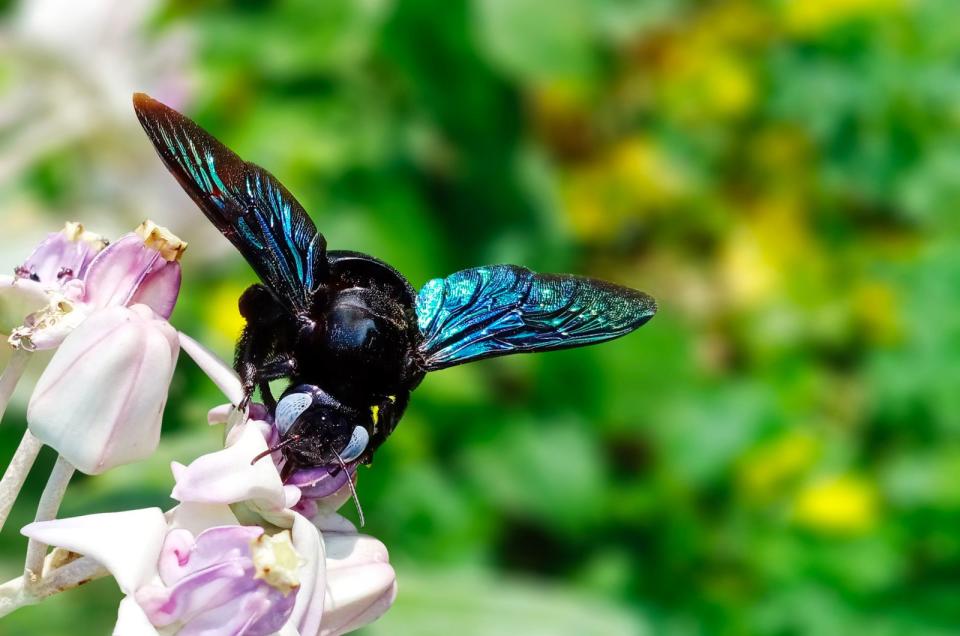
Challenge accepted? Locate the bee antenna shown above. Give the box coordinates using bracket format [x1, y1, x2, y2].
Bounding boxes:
[250, 435, 300, 466]
[333, 450, 365, 528]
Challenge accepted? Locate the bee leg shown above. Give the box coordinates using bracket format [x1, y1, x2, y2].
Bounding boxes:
[256, 356, 299, 412]
[235, 326, 260, 407]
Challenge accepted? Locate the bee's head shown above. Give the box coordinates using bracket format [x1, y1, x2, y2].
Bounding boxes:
[267, 384, 369, 468]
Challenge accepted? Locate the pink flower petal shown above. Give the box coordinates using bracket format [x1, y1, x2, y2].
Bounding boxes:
[130, 259, 181, 319]
[21, 508, 167, 594]
[18, 222, 106, 286]
[27, 304, 179, 474]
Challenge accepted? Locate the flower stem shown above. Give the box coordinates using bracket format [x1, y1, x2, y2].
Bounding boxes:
[0, 348, 30, 425]
[0, 431, 43, 532]
[24, 455, 75, 587]
[0, 554, 107, 619]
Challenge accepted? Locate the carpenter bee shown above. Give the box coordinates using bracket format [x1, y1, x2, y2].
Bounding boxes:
[133, 93, 657, 478]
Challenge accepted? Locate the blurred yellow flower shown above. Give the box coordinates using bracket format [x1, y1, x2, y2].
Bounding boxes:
[562, 136, 688, 241]
[720, 196, 814, 307]
[658, 48, 757, 121]
[852, 281, 902, 345]
[701, 55, 756, 119]
[783, 0, 905, 35]
[204, 282, 247, 344]
[794, 474, 879, 535]
[739, 431, 819, 501]
[651, 3, 764, 123]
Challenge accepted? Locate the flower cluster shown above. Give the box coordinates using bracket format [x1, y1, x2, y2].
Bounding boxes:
[0, 223, 397, 635]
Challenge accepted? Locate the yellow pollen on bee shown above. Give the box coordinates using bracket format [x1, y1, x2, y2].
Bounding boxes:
[387, 395, 396, 403]
[370, 405, 380, 428]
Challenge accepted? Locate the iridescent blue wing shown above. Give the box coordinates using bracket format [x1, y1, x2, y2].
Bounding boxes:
[415, 265, 656, 371]
[133, 93, 326, 314]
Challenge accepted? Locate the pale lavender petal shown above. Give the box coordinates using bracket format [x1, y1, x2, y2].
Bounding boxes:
[114, 596, 160, 636]
[137, 561, 255, 628]
[178, 331, 244, 405]
[157, 528, 196, 586]
[18, 222, 106, 285]
[176, 585, 295, 636]
[289, 464, 356, 500]
[21, 508, 167, 594]
[130, 260, 181, 319]
[138, 524, 298, 636]
[176, 525, 264, 579]
[82, 234, 159, 308]
[171, 424, 286, 509]
[82, 222, 185, 318]
[27, 304, 180, 474]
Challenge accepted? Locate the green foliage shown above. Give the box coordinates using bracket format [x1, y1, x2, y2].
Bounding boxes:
[3, 0, 960, 633]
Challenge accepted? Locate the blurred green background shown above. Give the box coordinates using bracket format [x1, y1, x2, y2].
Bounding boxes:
[2, 0, 960, 634]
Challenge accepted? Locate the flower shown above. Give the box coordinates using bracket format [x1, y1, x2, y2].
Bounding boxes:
[135, 525, 301, 635]
[21, 504, 324, 636]
[4, 220, 185, 351]
[27, 303, 180, 474]
[14, 221, 107, 287]
[21, 416, 397, 636]
[793, 474, 880, 536]
[0, 222, 105, 341]
[188, 407, 358, 526]
[168, 413, 395, 634]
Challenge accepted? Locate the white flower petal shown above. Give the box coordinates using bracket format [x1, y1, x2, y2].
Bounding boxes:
[323, 534, 390, 571]
[178, 331, 243, 405]
[312, 513, 357, 534]
[287, 512, 327, 636]
[170, 424, 285, 509]
[21, 508, 167, 594]
[114, 595, 160, 636]
[321, 562, 396, 636]
[164, 502, 238, 536]
[207, 404, 233, 425]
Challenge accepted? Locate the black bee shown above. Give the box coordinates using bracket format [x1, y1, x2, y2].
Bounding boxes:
[133, 93, 657, 477]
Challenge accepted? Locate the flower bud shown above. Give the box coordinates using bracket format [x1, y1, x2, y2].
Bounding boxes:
[16, 221, 107, 286]
[4, 220, 185, 351]
[320, 533, 397, 636]
[83, 220, 186, 319]
[27, 303, 179, 474]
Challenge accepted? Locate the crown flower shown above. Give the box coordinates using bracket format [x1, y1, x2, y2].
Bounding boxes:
[0, 221, 185, 590]
[0, 221, 396, 635]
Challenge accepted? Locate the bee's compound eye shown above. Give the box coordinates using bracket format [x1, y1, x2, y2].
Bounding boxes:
[276, 392, 313, 435]
[340, 426, 369, 462]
